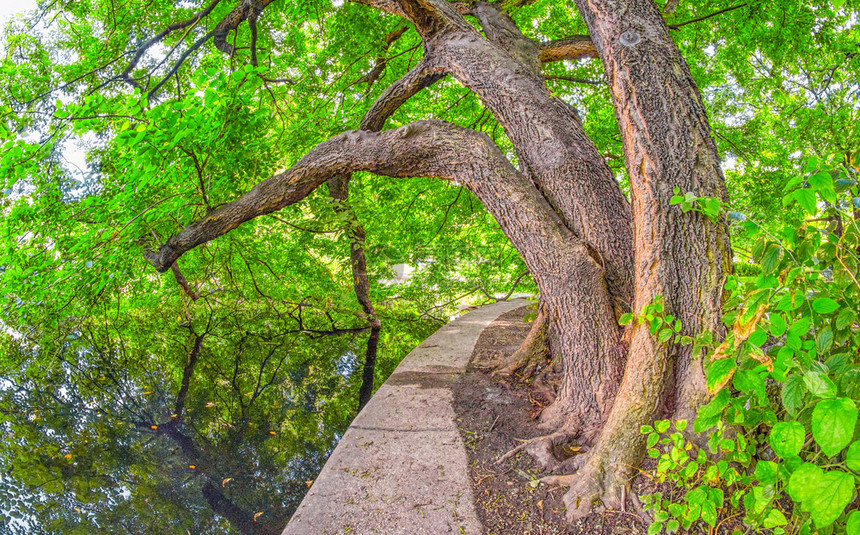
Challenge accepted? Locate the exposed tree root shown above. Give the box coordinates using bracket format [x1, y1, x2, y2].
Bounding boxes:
[538, 451, 631, 521]
[537, 397, 603, 446]
[496, 429, 583, 470]
[492, 306, 548, 378]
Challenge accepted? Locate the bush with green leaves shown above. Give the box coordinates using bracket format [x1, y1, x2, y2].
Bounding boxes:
[641, 155, 859, 535]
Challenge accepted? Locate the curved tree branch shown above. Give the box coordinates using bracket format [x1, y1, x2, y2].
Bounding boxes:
[119, 0, 225, 88]
[351, 26, 410, 89]
[144, 120, 579, 276]
[213, 0, 277, 56]
[472, 2, 541, 73]
[143, 121, 484, 271]
[360, 56, 446, 130]
[348, 0, 407, 17]
[538, 35, 598, 62]
[347, 0, 471, 19]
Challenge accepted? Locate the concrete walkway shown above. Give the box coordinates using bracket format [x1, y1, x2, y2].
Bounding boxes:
[283, 299, 526, 535]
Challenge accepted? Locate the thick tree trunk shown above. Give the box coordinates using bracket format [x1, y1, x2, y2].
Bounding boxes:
[405, 0, 634, 435]
[547, 0, 733, 519]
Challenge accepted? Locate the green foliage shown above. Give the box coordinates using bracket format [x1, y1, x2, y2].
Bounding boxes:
[1, 0, 859, 531]
[642, 419, 758, 534]
[618, 296, 684, 345]
[645, 155, 860, 533]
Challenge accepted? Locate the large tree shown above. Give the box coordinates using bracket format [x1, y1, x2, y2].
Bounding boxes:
[135, 0, 733, 516]
[2, 0, 857, 526]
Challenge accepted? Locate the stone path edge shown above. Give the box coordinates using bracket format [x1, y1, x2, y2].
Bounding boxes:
[282, 299, 527, 535]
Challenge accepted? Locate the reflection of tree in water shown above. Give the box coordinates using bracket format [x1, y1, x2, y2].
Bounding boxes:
[0, 304, 436, 535]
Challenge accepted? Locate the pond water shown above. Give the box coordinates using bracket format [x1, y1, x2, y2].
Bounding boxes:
[0, 314, 440, 534]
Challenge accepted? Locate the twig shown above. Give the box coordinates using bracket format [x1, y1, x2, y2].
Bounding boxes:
[669, 3, 747, 30]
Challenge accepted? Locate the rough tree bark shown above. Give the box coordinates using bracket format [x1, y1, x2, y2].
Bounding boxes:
[142, 0, 732, 523]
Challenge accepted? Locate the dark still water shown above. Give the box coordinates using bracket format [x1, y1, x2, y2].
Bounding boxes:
[0, 312, 439, 535]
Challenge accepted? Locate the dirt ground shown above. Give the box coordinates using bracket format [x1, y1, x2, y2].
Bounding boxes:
[452, 306, 649, 535]
[453, 306, 756, 535]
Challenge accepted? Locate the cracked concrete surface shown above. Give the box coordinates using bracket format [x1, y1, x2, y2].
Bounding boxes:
[282, 299, 526, 535]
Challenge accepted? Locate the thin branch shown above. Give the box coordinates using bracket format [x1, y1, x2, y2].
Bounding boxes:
[119, 0, 224, 86]
[668, 3, 747, 30]
[170, 261, 200, 301]
[173, 330, 205, 419]
[543, 74, 603, 85]
[148, 29, 220, 99]
[499, 270, 530, 301]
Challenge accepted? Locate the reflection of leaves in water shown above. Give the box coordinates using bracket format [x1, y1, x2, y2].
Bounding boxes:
[0, 305, 437, 534]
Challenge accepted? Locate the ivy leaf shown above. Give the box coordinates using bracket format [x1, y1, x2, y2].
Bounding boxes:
[769, 421, 805, 458]
[811, 398, 858, 457]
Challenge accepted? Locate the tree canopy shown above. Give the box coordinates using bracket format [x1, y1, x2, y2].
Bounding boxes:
[0, 0, 859, 533]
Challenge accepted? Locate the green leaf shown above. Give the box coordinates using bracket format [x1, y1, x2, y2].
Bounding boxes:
[658, 328, 674, 343]
[836, 308, 857, 330]
[769, 314, 787, 336]
[665, 519, 679, 534]
[847, 510, 860, 535]
[808, 172, 836, 202]
[792, 188, 817, 214]
[754, 461, 779, 486]
[811, 398, 858, 457]
[842, 441, 860, 473]
[815, 328, 833, 354]
[782, 375, 804, 416]
[619, 313, 633, 325]
[763, 508, 787, 528]
[775, 291, 802, 311]
[695, 387, 730, 432]
[811, 298, 839, 314]
[647, 432, 659, 448]
[700, 499, 717, 527]
[803, 370, 838, 398]
[734, 368, 766, 403]
[761, 245, 781, 274]
[769, 421, 805, 458]
[787, 463, 854, 527]
[707, 358, 737, 393]
[788, 316, 811, 337]
[749, 328, 768, 347]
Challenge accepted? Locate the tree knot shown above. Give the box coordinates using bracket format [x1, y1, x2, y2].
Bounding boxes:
[619, 30, 641, 47]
